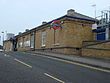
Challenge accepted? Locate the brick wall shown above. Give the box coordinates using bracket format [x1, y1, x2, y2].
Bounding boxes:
[17, 34, 31, 51]
[34, 19, 94, 55]
[4, 41, 13, 51]
[82, 41, 110, 58]
[64, 20, 94, 48]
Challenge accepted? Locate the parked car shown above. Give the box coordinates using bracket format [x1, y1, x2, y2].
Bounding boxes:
[0, 49, 3, 52]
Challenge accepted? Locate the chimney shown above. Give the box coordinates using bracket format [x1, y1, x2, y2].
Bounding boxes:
[42, 21, 47, 25]
[67, 9, 75, 16]
[18, 32, 22, 35]
[25, 29, 29, 32]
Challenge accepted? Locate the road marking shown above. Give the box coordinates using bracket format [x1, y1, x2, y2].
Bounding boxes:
[35, 54, 110, 73]
[14, 58, 32, 68]
[4, 54, 7, 56]
[4, 54, 10, 57]
[44, 73, 65, 83]
[24, 52, 110, 73]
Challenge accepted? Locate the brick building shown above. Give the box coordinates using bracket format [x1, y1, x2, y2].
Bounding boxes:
[4, 40, 13, 51]
[4, 9, 96, 55]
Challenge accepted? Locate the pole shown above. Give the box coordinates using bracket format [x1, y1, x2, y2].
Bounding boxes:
[109, 7, 110, 22]
[5, 31, 7, 40]
[92, 4, 96, 19]
[0, 36, 1, 44]
[54, 30, 55, 44]
[2, 32, 4, 46]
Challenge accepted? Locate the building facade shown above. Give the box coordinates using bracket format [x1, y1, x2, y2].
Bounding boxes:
[4, 9, 96, 55]
[4, 40, 13, 51]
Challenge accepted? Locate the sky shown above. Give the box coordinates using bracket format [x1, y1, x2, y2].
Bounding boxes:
[0, 0, 110, 44]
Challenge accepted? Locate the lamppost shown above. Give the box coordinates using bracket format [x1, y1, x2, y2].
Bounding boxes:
[92, 4, 96, 19]
[1, 31, 4, 46]
[91, 4, 97, 30]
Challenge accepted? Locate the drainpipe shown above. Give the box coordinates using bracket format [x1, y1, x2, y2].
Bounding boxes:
[33, 31, 36, 51]
[54, 30, 56, 45]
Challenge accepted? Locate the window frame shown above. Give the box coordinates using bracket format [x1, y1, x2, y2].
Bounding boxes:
[41, 31, 46, 47]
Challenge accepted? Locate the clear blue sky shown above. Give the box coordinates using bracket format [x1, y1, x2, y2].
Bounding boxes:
[0, 0, 110, 41]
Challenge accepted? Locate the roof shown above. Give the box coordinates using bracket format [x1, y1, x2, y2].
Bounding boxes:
[71, 12, 97, 22]
[3, 39, 11, 43]
[15, 10, 97, 38]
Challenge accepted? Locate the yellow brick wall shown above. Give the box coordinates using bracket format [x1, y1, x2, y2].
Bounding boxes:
[4, 41, 13, 51]
[34, 19, 94, 55]
[82, 41, 110, 58]
[4, 18, 95, 55]
[46, 28, 54, 48]
[82, 48, 110, 58]
[93, 32, 97, 40]
[53, 48, 81, 55]
[35, 23, 66, 49]
[86, 42, 110, 49]
[17, 34, 31, 51]
[35, 31, 41, 49]
[64, 20, 94, 48]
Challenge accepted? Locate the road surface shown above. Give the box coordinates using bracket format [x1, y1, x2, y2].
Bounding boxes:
[0, 52, 110, 83]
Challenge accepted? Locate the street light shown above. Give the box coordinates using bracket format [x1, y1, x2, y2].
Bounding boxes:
[1, 31, 4, 46]
[92, 4, 96, 19]
[91, 4, 97, 30]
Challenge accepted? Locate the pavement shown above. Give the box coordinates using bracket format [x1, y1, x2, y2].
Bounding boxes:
[28, 51, 110, 70]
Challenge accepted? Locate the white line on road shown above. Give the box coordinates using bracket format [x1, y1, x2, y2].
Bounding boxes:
[23, 52, 110, 73]
[14, 58, 32, 68]
[44, 73, 65, 83]
[4, 54, 10, 57]
[4, 54, 7, 56]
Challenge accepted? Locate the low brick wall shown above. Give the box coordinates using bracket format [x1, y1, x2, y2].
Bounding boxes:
[82, 41, 100, 47]
[82, 40, 110, 58]
[35, 47, 81, 55]
[17, 47, 31, 51]
[82, 48, 110, 58]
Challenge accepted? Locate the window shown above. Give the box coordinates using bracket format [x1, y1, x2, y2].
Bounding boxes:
[19, 42, 23, 47]
[41, 31, 46, 47]
[30, 33, 35, 48]
[24, 40, 30, 47]
[17, 38, 23, 48]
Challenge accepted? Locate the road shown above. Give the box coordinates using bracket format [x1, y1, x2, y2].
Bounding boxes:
[0, 52, 110, 83]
